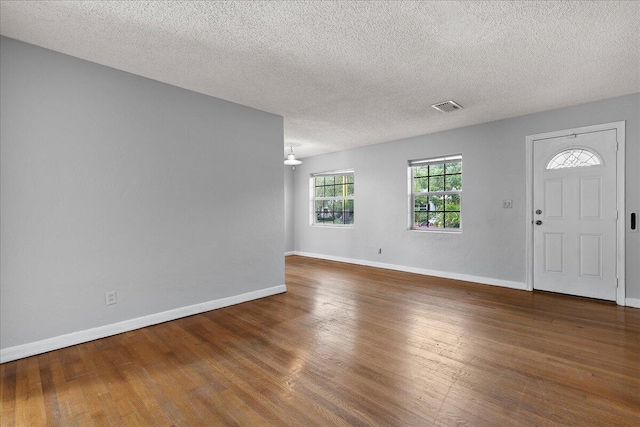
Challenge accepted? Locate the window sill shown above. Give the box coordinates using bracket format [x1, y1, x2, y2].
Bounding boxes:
[409, 228, 462, 234]
[312, 224, 354, 229]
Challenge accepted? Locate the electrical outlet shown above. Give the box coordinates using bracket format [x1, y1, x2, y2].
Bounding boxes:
[378, 248, 382, 254]
[106, 291, 117, 306]
[503, 200, 513, 209]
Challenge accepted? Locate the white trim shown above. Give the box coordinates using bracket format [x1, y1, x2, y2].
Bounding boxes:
[616, 123, 626, 306]
[409, 154, 462, 166]
[293, 251, 526, 290]
[0, 285, 286, 364]
[625, 298, 640, 309]
[311, 169, 354, 177]
[525, 135, 534, 291]
[525, 121, 626, 305]
[285, 251, 295, 256]
[409, 228, 462, 234]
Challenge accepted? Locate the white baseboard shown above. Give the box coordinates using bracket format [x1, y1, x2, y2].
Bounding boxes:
[0, 284, 286, 364]
[625, 298, 640, 309]
[292, 251, 527, 291]
[284, 251, 295, 256]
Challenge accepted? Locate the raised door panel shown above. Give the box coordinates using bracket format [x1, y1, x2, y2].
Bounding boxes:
[544, 179, 564, 219]
[579, 234, 602, 278]
[544, 233, 564, 274]
[579, 177, 602, 220]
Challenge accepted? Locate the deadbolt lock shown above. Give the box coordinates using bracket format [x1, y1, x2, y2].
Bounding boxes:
[535, 209, 542, 215]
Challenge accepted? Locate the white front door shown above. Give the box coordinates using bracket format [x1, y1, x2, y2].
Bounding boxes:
[533, 129, 618, 300]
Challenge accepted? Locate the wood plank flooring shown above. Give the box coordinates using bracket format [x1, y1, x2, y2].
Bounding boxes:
[2, 255, 640, 426]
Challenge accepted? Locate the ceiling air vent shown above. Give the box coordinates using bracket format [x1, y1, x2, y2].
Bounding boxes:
[431, 100, 463, 113]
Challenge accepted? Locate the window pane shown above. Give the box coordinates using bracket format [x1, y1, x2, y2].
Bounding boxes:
[428, 212, 444, 228]
[414, 195, 429, 212]
[428, 195, 444, 211]
[413, 165, 428, 178]
[429, 164, 444, 175]
[346, 183, 354, 196]
[334, 184, 344, 197]
[346, 174, 354, 183]
[414, 177, 428, 193]
[315, 176, 324, 186]
[324, 185, 336, 197]
[445, 161, 461, 174]
[414, 212, 429, 228]
[546, 149, 601, 169]
[345, 200, 354, 224]
[429, 175, 444, 192]
[317, 201, 332, 222]
[445, 173, 462, 191]
[444, 212, 461, 228]
[335, 176, 343, 185]
[445, 194, 460, 211]
[334, 200, 344, 224]
[324, 176, 335, 185]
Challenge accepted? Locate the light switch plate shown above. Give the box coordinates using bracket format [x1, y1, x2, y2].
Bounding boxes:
[106, 291, 117, 305]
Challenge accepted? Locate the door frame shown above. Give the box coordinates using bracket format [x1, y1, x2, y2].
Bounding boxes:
[525, 121, 626, 305]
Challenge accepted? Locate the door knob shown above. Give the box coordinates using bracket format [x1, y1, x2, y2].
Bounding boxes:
[535, 209, 542, 215]
[535, 220, 542, 225]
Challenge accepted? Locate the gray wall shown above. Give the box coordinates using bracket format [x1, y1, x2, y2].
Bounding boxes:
[284, 166, 294, 253]
[0, 37, 285, 350]
[292, 93, 640, 299]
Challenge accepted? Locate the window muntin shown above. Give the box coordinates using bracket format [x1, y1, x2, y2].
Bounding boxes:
[312, 170, 354, 226]
[410, 155, 461, 230]
[546, 148, 602, 170]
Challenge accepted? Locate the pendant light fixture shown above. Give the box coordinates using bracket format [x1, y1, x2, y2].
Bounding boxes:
[284, 145, 302, 165]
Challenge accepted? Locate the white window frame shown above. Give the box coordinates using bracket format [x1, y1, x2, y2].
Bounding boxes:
[408, 154, 462, 232]
[310, 169, 354, 227]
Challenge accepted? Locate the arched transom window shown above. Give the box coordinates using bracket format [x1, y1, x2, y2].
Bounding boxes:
[546, 148, 602, 170]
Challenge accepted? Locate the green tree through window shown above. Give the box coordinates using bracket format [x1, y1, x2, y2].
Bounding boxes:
[410, 155, 461, 230]
[312, 170, 354, 226]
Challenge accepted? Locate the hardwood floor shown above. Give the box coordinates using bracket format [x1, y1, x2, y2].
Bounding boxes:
[2, 255, 639, 426]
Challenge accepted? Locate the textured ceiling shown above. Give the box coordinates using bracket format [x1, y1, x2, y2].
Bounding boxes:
[1, 1, 639, 158]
